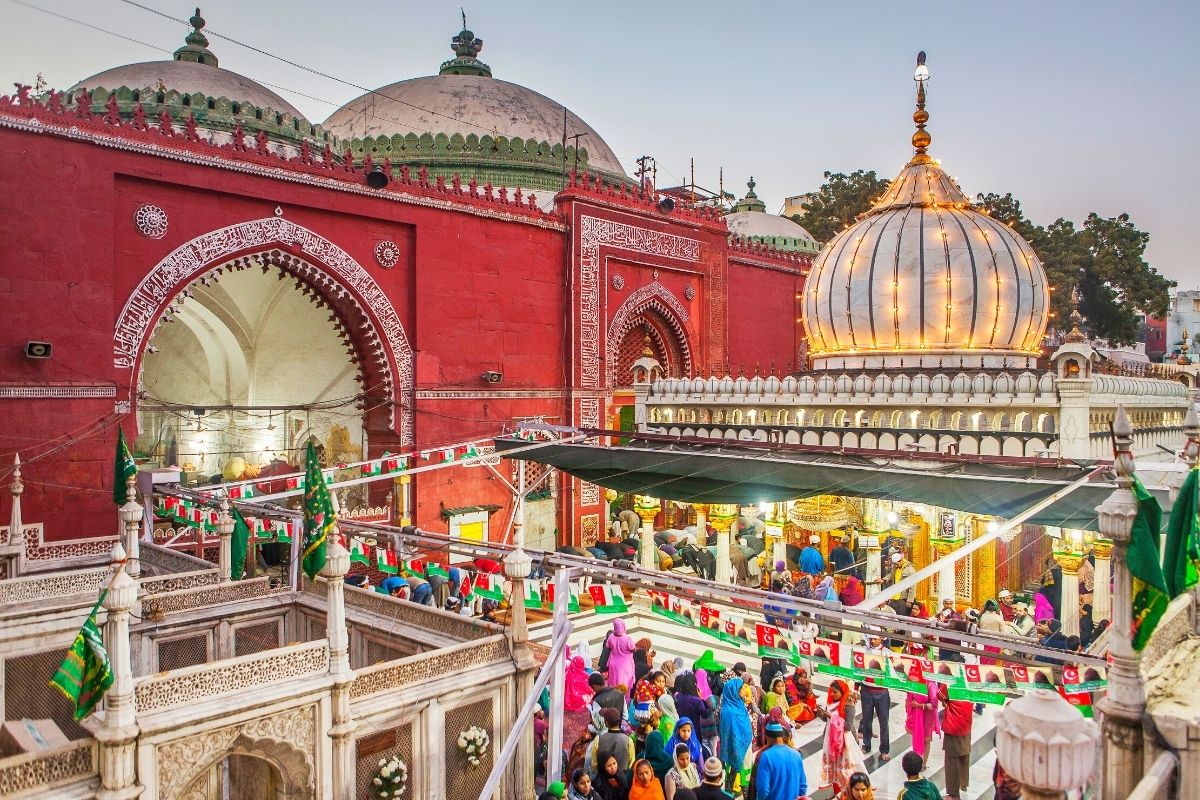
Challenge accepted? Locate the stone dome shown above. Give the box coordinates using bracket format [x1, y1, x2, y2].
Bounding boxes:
[801, 67, 1049, 371]
[725, 178, 819, 255]
[69, 10, 305, 121]
[321, 25, 625, 184]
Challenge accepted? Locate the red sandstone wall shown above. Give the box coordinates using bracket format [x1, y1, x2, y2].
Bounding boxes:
[726, 259, 806, 376]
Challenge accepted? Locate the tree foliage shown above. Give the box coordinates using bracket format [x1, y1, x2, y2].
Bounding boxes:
[974, 193, 1173, 346]
[790, 170, 891, 244]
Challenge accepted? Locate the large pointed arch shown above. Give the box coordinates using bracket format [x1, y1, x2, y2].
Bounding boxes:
[606, 281, 693, 386]
[113, 215, 413, 441]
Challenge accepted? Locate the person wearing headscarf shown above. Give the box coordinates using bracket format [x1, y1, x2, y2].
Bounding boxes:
[783, 665, 818, 725]
[717, 678, 753, 791]
[568, 767, 603, 800]
[792, 573, 818, 601]
[754, 705, 793, 749]
[575, 640, 594, 671]
[643, 729, 674, 782]
[672, 674, 715, 751]
[759, 675, 788, 714]
[838, 771, 875, 800]
[664, 744, 701, 800]
[634, 671, 668, 724]
[839, 575, 866, 606]
[594, 752, 632, 800]
[693, 651, 725, 701]
[629, 758, 666, 800]
[665, 716, 704, 767]
[605, 619, 638, 697]
[819, 679, 865, 795]
[589, 707, 635, 777]
[1079, 603, 1096, 648]
[1033, 591, 1055, 624]
[657, 693, 678, 740]
[1035, 618, 1070, 662]
[567, 656, 597, 712]
[769, 560, 792, 587]
[903, 662, 941, 760]
[816, 574, 838, 602]
[978, 599, 1006, 665]
[661, 657, 682, 689]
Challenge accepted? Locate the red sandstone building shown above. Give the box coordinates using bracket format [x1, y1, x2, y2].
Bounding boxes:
[0, 17, 812, 554]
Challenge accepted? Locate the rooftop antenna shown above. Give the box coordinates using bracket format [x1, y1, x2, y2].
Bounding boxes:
[690, 158, 696, 204]
[719, 167, 724, 210]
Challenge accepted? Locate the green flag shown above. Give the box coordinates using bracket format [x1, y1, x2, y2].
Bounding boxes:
[1130, 475, 1170, 650]
[301, 442, 335, 580]
[49, 595, 114, 721]
[230, 506, 251, 581]
[113, 428, 137, 505]
[1163, 466, 1200, 598]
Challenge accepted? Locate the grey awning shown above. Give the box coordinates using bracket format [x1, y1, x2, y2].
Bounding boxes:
[494, 438, 1163, 530]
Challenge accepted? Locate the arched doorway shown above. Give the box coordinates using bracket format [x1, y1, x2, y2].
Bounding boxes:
[136, 256, 370, 489]
[176, 746, 313, 800]
[606, 283, 693, 386]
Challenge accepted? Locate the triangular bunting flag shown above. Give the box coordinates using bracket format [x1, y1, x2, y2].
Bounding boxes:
[349, 538, 369, 565]
[361, 461, 382, 477]
[377, 548, 399, 574]
[524, 579, 543, 609]
[228, 484, 255, 500]
[546, 582, 580, 612]
[426, 562, 449, 579]
[471, 573, 503, 601]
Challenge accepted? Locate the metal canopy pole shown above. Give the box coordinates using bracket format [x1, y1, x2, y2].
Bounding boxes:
[546, 566, 571, 788]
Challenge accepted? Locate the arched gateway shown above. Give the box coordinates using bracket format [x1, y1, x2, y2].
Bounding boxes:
[113, 216, 414, 443]
[606, 281, 693, 386]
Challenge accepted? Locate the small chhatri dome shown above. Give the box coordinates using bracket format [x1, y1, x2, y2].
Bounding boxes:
[441, 14, 491, 78]
[801, 53, 1050, 371]
[725, 177, 819, 255]
[174, 8, 218, 67]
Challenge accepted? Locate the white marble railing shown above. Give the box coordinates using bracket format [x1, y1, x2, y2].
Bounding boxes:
[137, 568, 220, 595]
[0, 566, 111, 606]
[139, 576, 275, 618]
[134, 639, 329, 714]
[350, 634, 510, 700]
[0, 738, 97, 796]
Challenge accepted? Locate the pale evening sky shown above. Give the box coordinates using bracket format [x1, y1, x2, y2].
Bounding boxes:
[2, 0, 1196, 286]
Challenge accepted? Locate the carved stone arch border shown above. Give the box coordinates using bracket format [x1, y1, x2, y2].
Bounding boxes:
[114, 216, 414, 442]
[606, 281, 693, 386]
[158, 704, 317, 800]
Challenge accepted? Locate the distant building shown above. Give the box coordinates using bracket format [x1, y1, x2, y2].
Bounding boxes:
[782, 192, 816, 219]
[1143, 314, 1168, 361]
[1166, 289, 1200, 363]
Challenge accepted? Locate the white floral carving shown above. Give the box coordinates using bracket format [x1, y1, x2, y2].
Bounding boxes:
[374, 240, 401, 269]
[577, 216, 700, 391]
[0, 740, 95, 795]
[135, 204, 169, 239]
[611, 274, 625, 290]
[0, 566, 110, 604]
[156, 704, 317, 800]
[684, 284, 696, 300]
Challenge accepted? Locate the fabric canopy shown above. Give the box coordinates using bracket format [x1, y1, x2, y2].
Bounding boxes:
[495, 438, 1167, 531]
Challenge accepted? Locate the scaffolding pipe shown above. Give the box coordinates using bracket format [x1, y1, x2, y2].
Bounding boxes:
[855, 465, 1107, 611]
[477, 607, 572, 800]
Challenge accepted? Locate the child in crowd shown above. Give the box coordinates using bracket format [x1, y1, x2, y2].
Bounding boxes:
[896, 752, 942, 800]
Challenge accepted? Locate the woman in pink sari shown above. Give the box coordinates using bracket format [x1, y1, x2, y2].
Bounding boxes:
[562, 655, 596, 746]
[605, 619, 638, 696]
[818, 679, 865, 795]
[904, 661, 941, 759]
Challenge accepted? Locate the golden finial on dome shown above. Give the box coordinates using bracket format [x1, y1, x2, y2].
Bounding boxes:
[912, 51, 931, 158]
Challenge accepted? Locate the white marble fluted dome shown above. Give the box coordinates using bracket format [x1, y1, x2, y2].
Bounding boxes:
[803, 155, 1049, 371]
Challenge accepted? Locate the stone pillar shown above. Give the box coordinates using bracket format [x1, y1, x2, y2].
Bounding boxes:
[118, 482, 142, 578]
[1091, 540, 1113, 622]
[634, 496, 660, 570]
[216, 498, 234, 582]
[320, 539, 356, 800]
[932, 540, 959, 605]
[398, 474, 412, 526]
[709, 504, 738, 584]
[0, 454, 24, 578]
[1054, 551, 1084, 637]
[693, 503, 709, 546]
[503, 534, 536, 799]
[96, 543, 142, 800]
[1094, 407, 1146, 798]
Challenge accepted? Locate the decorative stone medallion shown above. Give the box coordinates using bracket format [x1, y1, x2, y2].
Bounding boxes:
[374, 240, 401, 269]
[135, 204, 168, 239]
[611, 275, 625, 290]
[684, 284, 696, 300]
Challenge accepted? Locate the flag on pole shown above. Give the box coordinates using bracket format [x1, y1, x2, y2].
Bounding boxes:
[300, 442, 334, 580]
[230, 507, 250, 580]
[49, 596, 114, 721]
[113, 428, 137, 505]
[471, 573, 503, 601]
[349, 538, 369, 565]
[546, 582, 580, 612]
[1129, 475, 1170, 650]
[755, 623, 794, 661]
[377, 548, 398, 574]
[524, 580, 543, 609]
[1163, 466, 1199, 598]
[588, 583, 627, 613]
